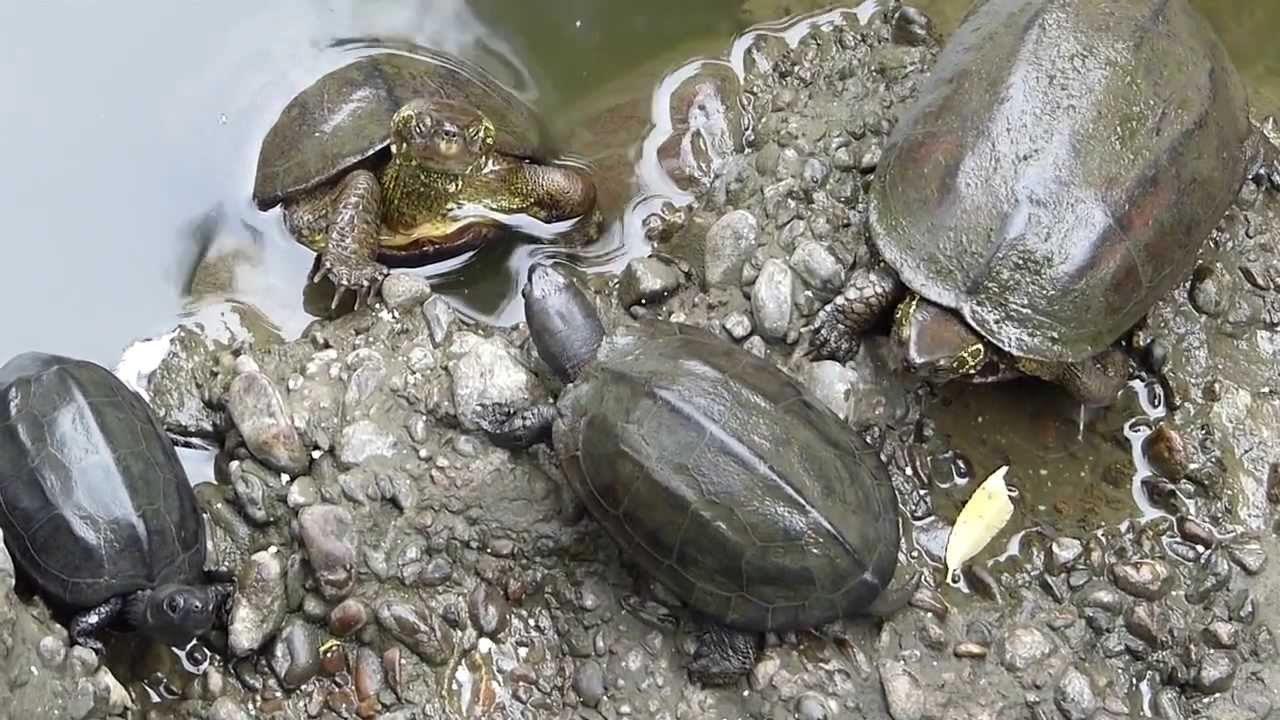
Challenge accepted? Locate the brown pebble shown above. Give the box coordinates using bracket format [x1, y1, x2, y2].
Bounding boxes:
[1145, 425, 1189, 479]
[383, 647, 403, 699]
[356, 697, 382, 719]
[954, 641, 989, 658]
[327, 688, 358, 715]
[328, 598, 370, 637]
[510, 663, 539, 686]
[320, 644, 348, 677]
[1267, 463, 1280, 505]
[354, 647, 385, 702]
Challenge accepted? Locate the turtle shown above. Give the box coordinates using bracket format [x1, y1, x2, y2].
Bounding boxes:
[0, 352, 234, 654]
[253, 51, 599, 305]
[479, 263, 908, 684]
[808, 0, 1267, 406]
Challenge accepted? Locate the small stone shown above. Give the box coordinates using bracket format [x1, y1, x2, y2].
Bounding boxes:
[336, 420, 399, 468]
[1077, 586, 1126, 614]
[742, 336, 767, 357]
[329, 598, 370, 637]
[1193, 650, 1237, 693]
[299, 504, 358, 600]
[878, 660, 923, 720]
[573, 659, 606, 708]
[1226, 542, 1267, 575]
[789, 240, 845, 296]
[721, 311, 753, 341]
[226, 369, 309, 475]
[1145, 425, 1189, 479]
[704, 210, 760, 287]
[1124, 603, 1161, 645]
[1054, 667, 1098, 720]
[209, 697, 253, 720]
[380, 273, 433, 308]
[467, 582, 511, 638]
[421, 556, 452, 587]
[421, 296, 456, 345]
[36, 635, 66, 668]
[1048, 537, 1084, 574]
[1111, 559, 1171, 600]
[795, 692, 831, 720]
[751, 259, 794, 340]
[354, 646, 385, 702]
[1000, 626, 1053, 672]
[228, 548, 289, 656]
[0, 530, 12, 593]
[619, 257, 682, 307]
[953, 641, 988, 658]
[1203, 620, 1238, 649]
[1176, 516, 1217, 548]
[286, 475, 319, 509]
[750, 653, 780, 691]
[447, 334, 542, 431]
[269, 618, 323, 689]
[803, 361, 855, 419]
[377, 601, 455, 666]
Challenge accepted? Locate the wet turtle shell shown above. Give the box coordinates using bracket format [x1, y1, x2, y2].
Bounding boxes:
[253, 50, 550, 210]
[0, 353, 207, 610]
[552, 321, 899, 632]
[869, 0, 1253, 363]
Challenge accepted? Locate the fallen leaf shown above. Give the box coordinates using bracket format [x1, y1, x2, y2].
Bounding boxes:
[945, 465, 1015, 576]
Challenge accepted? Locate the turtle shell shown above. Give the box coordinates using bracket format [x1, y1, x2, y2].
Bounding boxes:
[551, 321, 899, 632]
[0, 353, 206, 610]
[869, 0, 1252, 362]
[253, 50, 549, 210]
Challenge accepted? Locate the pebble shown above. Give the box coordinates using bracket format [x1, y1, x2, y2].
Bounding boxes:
[228, 547, 288, 656]
[1193, 650, 1237, 693]
[573, 659, 606, 708]
[1176, 516, 1216, 548]
[447, 334, 542, 431]
[422, 296, 456, 345]
[878, 660, 923, 720]
[268, 618, 322, 689]
[795, 692, 831, 720]
[619, 256, 682, 307]
[1054, 667, 1098, 720]
[1203, 620, 1238, 649]
[789, 240, 845, 296]
[336, 420, 399, 468]
[750, 652, 780, 691]
[742, 335, 768, 358]
[286, 475, 319, 509]
[328, 598, 370, 637]
[354, 646, 385, 703]
[1226, 541, 1267, 575]
[0, 530, 13, 593]
[226, 367, 309, 475]
[227, 460, 271, 525]
[299, 504, 358, 600]
[953, 641, 988, 658]
[704, 210, 760, 287]
[379, 272, 433, 308]
[1144, 425, 1189, 479]
[721, 311, 754, 341]
[1124, 602, 1161, 645]
[376, 601, 455, 666]
[1110, 559, 1171, 600]
[342, 355, 386, 423]
[1000, 626, 1053, 672]
[467, 581, 511, 637]
[209, 697, 254, 720]
[803, 361, 856, 419]
[1047, 537, 1084, 574]
[751, 258, 794, 340]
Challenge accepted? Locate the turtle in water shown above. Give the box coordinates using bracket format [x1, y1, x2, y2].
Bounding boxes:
[480, 263, 908, 683]
[253, 51, 599, 305]
[808, 0, 1267, 406]
[0, 352, 234, 654]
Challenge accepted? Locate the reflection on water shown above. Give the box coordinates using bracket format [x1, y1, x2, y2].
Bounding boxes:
[0, 0, 1276, 366]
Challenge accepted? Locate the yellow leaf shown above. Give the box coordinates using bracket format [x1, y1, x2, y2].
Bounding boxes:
[945, 465, 1015, 576]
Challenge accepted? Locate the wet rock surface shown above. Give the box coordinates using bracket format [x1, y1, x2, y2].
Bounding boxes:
[2, 5, 1280, 719]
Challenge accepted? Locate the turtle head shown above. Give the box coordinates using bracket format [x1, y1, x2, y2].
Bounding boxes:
[523, 262, 605, 384]
[891, 293, 993, 382]
[140, 584, 222, 645]
[390, 98, 496, 173]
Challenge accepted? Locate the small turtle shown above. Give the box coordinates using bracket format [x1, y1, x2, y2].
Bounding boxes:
[253, 51, 598, 304]
[481, 263, 907, 684]
[809, 0, 1264, 406]
[0, 352, 234, 654]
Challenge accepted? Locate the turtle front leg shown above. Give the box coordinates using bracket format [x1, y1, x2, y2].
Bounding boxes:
[478, 164, 601, 244]
[69, 595, 126, 655]
[289, 169, 390, 307]
[687, 625, 761, 686]
[477, 403, 556, 450]
[1015, 348, 1131, 408]
[808, 267, 907, 362]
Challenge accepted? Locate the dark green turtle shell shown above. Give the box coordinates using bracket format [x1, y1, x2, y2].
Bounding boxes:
[0, 353, 206, 610]
[870, 0, 1253, 362]
[253, 50, 549, 210]
[551, 321, 900, 632]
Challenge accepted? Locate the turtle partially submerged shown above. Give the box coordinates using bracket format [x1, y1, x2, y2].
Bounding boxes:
[253, 51, 598, 304]
[809, 0, 1265, 406]
[0, 352, 234, 654]
[482, 263, 904, 683]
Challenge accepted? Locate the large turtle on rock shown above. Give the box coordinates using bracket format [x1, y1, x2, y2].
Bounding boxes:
[809, 0, 1271, 406]
[0, 352, 234, 654]
[253, 51, 599, 305]
[480, 263, 909, 684]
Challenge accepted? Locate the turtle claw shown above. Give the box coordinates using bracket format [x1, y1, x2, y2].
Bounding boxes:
[312, 253, 388, 311]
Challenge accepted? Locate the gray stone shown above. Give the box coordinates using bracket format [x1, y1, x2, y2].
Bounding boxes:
[1048, 537, 1084, 574]
[619, 257, 682, 307]
[336, 420, 399, 468]
[1193, 650, 1237, 693]
[1000, 625, 1053, 672]
[299, 504, 358, 600]
[573, 658, 606, 708]
[0, 529, 13, 593]
[1054, 667, 1098, 720]
[422, 295, 457, 345]
[704, 210, 760, 287]
[721, 311, 754, 341]
[377, 601, 455, 666]
[879, 660, 923, 720]
[225, 365, 309, 475]
[789, 240, 844, 295]
[1111, 559, 1171, 600]
[228, 547, 288, 656]
[269, 618, 323, 689]
[804, 360, 856, 419]
[380, 272, 433, 308]
[752, 258, 794, 340]
[447, 334, 542, 431]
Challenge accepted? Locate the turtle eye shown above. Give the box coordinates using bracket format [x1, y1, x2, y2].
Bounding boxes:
[164, 594, 183, 616]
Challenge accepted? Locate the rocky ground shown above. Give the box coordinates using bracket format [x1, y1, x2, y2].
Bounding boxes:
[3, 4, 1280, 719]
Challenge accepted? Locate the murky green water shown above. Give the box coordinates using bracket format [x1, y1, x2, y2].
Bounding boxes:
[0, 0, 1276, 366]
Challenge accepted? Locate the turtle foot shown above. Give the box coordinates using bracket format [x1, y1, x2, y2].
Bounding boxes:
[806, 267, 903, 362]
[475, 403, 555, 450]
[312, 252, 388, 310]
[687, 626, 760, 686]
